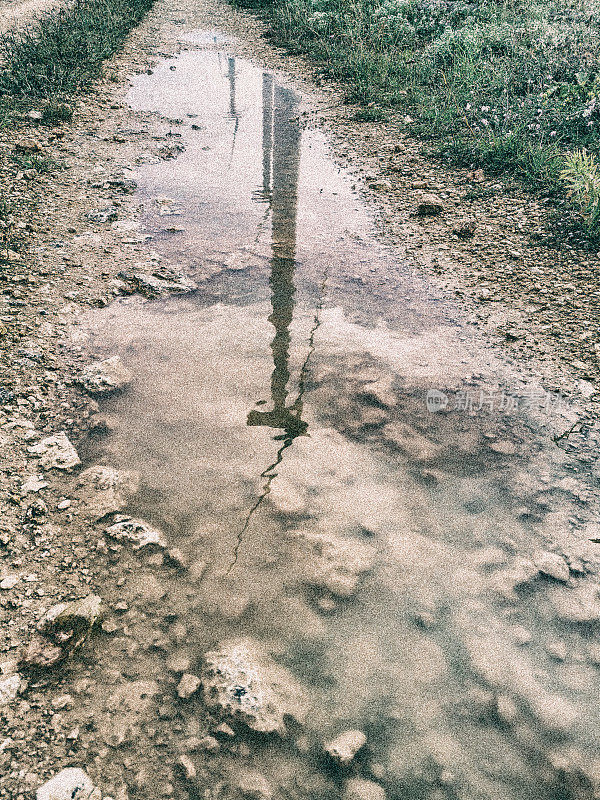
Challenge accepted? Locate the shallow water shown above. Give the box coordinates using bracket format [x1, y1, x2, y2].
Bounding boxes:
[81, 38, 600, 800]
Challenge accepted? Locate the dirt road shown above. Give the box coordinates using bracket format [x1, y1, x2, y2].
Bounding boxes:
[1, 1, 600, 799]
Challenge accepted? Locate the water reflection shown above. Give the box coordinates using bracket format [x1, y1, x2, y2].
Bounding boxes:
[247, 80, 307, 443]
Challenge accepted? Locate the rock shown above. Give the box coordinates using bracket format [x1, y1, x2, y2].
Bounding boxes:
[0, 575, 18, 590]
[416, 193, 444, 217]
[343, 778, 386, 800]
[533, 551, 570, 582]
[119, 270, 197, 298]
[26, 499, 48, 520]
[369, 179, 392, 191]
[75, 466, 140, 520]
[201, 638, 308, 734]
[15, 138, 42, 153]
[51, 694, 74, 710]
[27, 110, 43, 121]
[188, 559, 207, 582]
[490, 559, 539, 600]
[488, 440, 516, 456]
[177, 754, 197, 781]
[28, 432, 80, 470]
[236, 771, 273, 800]
[107, 177, 137, 193]
[177, 673, 201, 700]
[214, 722, 235, 737]
[87, 206, 118, 223]
[359, 377, 397, 409]
[39, 594, 102, 651]
[20, 637, 64, 669]
[325, 729, 367, 764]
[36, 768, 100, 800]
[166, 547, 189, 569]
[296, 532, 376, 598]
[20, 474, 49, 494]
[453, 220, 477, 239]
[549, 584, 600, 623]
[0, 674, 21, 705]
[105, 517, 166, 549]
[80, 356, 132, 395]
[186, 735, 220, 752]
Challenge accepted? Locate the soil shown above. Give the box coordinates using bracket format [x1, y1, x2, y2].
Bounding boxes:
[0, 0, 61, 32]
[1, 0, 600, 799]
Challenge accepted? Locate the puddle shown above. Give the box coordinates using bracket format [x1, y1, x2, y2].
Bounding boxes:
[78, 37, 600, 800]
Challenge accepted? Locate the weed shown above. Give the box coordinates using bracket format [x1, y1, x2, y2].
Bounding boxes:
[353, 107, 388, 122]
[41, 104, 73, 125]
[561, 148, 600, 231]
[11, 152, 64, 173]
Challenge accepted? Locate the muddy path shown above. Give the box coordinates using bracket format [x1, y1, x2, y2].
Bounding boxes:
[2, 1, 600, 800]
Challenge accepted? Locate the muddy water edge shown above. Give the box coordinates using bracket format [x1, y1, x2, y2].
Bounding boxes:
[48, 26, 600, 800]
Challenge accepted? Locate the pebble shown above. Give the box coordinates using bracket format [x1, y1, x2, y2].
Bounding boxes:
[0, 575, 18, 590]
[533, 550, 570, 582]
[177, 673, 201, 699]
[36, 768, 100, 800]
[416, 193, 444, 216]
[325, 729, 367, 764]
[80, 355, 132, 395]
[177, 754, 197, 780]
[105, 517, 166, 549]
[0, 674, 21, 705]
[236, 771, 273, 800]
[27, 432, 81, 470]
[343, 778, 386, 800]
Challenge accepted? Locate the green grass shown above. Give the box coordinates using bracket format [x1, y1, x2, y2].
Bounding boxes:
[11, 152, 65, 172]
[0, 0, 156, 121]
[234, 0, 600, 208]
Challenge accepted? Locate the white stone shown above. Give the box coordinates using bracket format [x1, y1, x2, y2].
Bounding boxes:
[0, 674, 21, 705]
[202, 638, 308, 734]
[81, 355, 132, 395]
[0, 575, 18, 590]
[533, 551, 570, 582]
[325, 729, 367, 764]
[28, 432, 80, 471]
[36, 768, 100, 800]
[20, 475, 48, 495]
[76, 466, 140, 520]
[105, 517, 166, 549]
[177, 673, 201, 699]
[344, 778, 386, 800]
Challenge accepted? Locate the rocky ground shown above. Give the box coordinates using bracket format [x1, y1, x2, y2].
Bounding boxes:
[1, 0, 600, 798]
